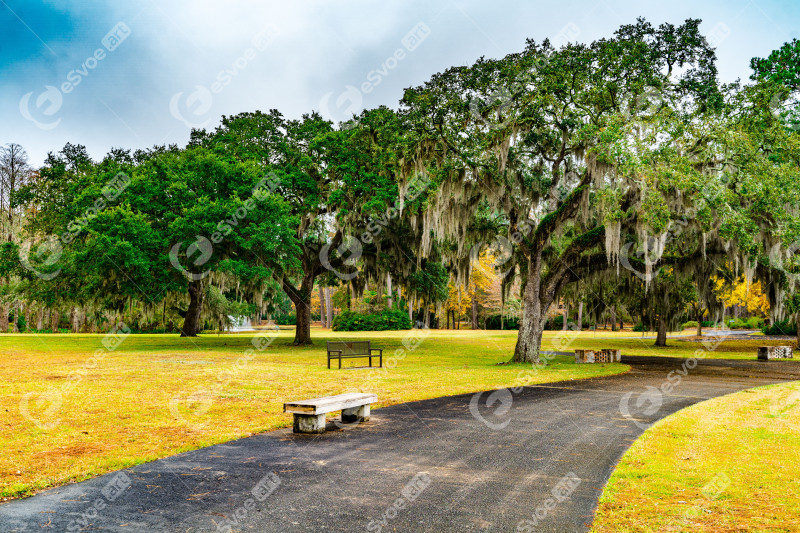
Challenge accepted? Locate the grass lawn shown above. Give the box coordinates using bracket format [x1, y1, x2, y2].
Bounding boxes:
[0, 328, 629, 500]
[544, 328, 797, 360]
[592, 381, 800, 533]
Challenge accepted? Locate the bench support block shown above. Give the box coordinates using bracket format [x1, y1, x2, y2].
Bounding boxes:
[293, 413, 326, 434]
[341, 404, 370, 423]
[758, 346, 794, 360]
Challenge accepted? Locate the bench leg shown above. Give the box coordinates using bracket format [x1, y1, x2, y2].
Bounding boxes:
[341, 404, 370, 423]
[328, 357, 331, 369]
[293, 413, 326, 434]
[369, 356, 372, 367]
[339, 355, 342, 369]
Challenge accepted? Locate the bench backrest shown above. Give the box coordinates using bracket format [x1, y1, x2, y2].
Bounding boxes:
[327, 340, 371, 355]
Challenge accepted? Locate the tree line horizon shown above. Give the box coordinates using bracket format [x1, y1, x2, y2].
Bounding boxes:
[1, 18, 799, 363]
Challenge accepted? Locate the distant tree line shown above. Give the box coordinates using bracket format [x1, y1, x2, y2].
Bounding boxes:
[2, 20, 799, 358]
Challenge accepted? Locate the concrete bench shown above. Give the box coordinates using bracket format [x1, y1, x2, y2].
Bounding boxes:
[284, 393, 378, 433]
[327, 340, 382, 369]
[758, 346, 794, 360]
[575, 349, 621, 363]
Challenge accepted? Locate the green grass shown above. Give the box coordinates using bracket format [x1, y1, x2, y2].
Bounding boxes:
[544, 328, 797, 360]
[0, 328, 628, 500]
[592, 381, 800, 533]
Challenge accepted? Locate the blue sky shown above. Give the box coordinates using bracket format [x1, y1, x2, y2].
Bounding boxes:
[2, 0, 798, 166]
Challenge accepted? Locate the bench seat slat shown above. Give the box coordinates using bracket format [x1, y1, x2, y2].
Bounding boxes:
[283, 393, 378, 415]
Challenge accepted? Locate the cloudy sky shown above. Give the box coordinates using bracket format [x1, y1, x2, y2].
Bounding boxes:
[2, 0, 798, 166]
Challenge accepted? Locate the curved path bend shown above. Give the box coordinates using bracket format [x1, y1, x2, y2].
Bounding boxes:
[2, 356, 799, 532]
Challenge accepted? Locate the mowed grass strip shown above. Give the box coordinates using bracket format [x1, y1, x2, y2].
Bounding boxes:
[543, 329, 797, 360]
[592, 381, 800, 533]
[0, 328, 628, 499]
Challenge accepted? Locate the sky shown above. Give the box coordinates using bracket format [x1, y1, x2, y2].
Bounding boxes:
[1, 0, 799, 167]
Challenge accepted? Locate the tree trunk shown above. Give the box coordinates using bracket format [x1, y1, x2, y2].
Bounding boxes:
[181, 280, 205, 337]
[386, 273, 393, 309]
[577, 302, 583, 331]
[408, 299, 414, 325]
[36, 308, 44, 331]
[513, 260, 549, 364]
[0, 303, 8, 332]
[611, 306, 617, 332]
[424, 302, 430, 329]
[326, 288, 333, 326]
[319, 285, 327, 328]
[655, 316, 667, 347]
[796, 313, 799, 347]
[294, 300, 312, 344]
[696, 307, 703, 336]
[284, 274, 314, 345]
[562, 304, 568, 331]
[71, 307, 81, 333]
[50, 310, 59, 333]
[23, 304, 31, 332]
[471, 296, 478, 329]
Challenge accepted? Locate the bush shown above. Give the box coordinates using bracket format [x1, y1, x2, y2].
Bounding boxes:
[725, 317, 764, 329]
[633, 323, 647, 332]
[331, 310, 412, 331]
[274, 314, 296, 326]
[727, 318, 763, 330]
[485, 314, 520, 330]
[543, 315, 563, 330]
[763, 319, 798, 336]
[682, 320, 698, 329]
[746, 316, 765, 329]
[701, 320, 714, 327]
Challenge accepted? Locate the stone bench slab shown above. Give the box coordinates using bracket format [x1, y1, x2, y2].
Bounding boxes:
[284, 393, 378, 433]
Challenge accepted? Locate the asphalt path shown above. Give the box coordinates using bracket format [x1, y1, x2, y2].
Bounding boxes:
[2, 355, 799, 532]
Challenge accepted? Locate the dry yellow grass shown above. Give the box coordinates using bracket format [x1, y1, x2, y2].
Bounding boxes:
[1, 328, 628, 499]
[592, 381, 800, 532]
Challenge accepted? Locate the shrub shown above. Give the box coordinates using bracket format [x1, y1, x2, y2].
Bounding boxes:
[633, 323, 647, 332]
[727, 318, 759, 329]
[726, 317, 764, 330]
[701, 320, 714, 327]
[331, 310, 412, 331]
[746, 316, 765, 329]
[682, 320, 698, 329]
[544, 315, 563, 330]
[762, 319, 798, 336]
[485, 314, 520, 330]
[275, 314, 296, 326]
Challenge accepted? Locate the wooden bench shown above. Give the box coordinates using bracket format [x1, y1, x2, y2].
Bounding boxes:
[283, 393, 378, 433]
[327, 340, 382, 369]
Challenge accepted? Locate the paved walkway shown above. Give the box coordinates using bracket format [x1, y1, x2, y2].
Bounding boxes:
[2, 356, 799, 532]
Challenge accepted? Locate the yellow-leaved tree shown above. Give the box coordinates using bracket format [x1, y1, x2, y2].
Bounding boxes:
[712, 276, 770, 316]
[443, 252, 501, 328]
